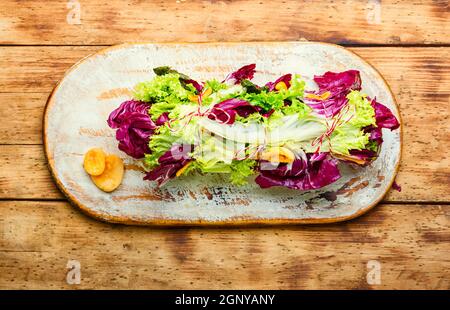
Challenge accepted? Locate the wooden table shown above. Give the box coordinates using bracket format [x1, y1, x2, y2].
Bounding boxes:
[0, 0, 449, 290]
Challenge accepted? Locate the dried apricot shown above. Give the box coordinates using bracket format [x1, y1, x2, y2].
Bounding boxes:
[83, 148, 106, 176]
[259, 147, 295, 163]
[91, 154, 124, 192]
[275, 81, 288, 91]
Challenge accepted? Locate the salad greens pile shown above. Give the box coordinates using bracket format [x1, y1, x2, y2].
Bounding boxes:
[108, 64, 399, 190]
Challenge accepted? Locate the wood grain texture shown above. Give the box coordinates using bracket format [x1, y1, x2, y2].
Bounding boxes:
[0, 0, 448, 292]
[0, 46, 98, 93]
[0, 0, 448, 45]
[0, 201, 448, 289]
[0, 93, 46, 144]
[0, 145, 63, 199]
[0, 47, 448, 202]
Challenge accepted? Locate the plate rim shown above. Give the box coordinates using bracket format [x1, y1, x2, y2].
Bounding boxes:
[43, 41, 402, 226]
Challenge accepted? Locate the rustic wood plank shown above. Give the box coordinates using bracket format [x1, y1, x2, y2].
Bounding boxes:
[1, 46, 449, 94]
[0, 93, 46, 144]
[0, 201, 448, 289]
[358, 47, 450, 201]
[0, 46, 98, 93]
[0, 145, 63, 199]
[0, 47, 448, 202]
[0, 0, 448, 45]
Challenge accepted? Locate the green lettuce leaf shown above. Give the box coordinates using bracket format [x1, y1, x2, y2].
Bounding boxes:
[345, 90, 376, 128]
[328, 90, 376, 155]
[147, 99, 178, 121]
[133, 73, 192, 102]
[204, 84, 245, 106]
[282, 98, 311, 118]
[181, 158, 257, 186]
[329, 124, 370, 155]
[235, 112, 263, 124]
[144, 124, 180, 169]
[282, 74, 306, 100]
[229, 159, 257, 185]
[133, 73, 195, 120]
[190, 160, 232, 174]
[204, 79, 228, 92]
[241, 74, 306, 114]
[243, 90, 285, 112]
[263, 110, 285, 130]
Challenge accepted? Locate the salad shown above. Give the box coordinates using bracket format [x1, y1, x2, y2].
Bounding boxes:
[107, 64, 399, 191]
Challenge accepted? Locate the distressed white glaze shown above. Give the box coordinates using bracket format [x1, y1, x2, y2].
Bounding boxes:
[44, 42, 401, 225]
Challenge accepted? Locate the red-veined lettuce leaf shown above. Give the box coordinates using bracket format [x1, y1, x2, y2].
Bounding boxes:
[363, 97, 400, 145]
[265, 74, 292, 91]
[304, 70, 362, 117]
[207, 98, 261, 124]
[314, 70, 361, 95]
[224, 64, 256, 85]
[107, 100, 156, 159]
[255, 153, 341, 190]
[155, 112, 170, 126]
[144, 144, 192, 186]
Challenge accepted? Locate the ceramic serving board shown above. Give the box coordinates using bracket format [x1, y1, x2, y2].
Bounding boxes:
[44, 42, 401, 226]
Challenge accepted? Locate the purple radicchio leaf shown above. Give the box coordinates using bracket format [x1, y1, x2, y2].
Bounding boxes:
[107, 100, 157, 159]
[363, 97, 400, 145]
[207, 98, 261, 124]
[304, 70, 362, 118]
[392, 180, 402, 192]
[370, 97, 400, 130]
[304, 94, 349, 119]
[155, 112, 170, 126]
[143, 144, 192, 186]
[337, 149, 379, 166]
[183, 79, 203, 93]
[107, 100, 150, 129]
[314, 70, 361, 95]
[255, 153, 341, 190]
[224, 64, 256, 85]
[265, 74, 292, 91]
[153, 66, 203, 93]
[261, 109, 275, 118]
